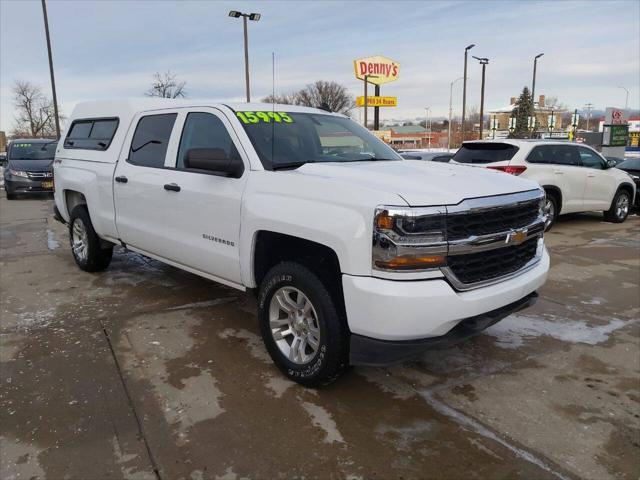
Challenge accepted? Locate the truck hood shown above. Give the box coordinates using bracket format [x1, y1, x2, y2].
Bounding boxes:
[293, 160, 540, 206]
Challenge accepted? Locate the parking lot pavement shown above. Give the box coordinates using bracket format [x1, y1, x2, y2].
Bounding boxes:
[1, 192, 638, 480]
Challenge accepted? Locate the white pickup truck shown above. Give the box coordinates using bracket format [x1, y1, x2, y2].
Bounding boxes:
[53, 99, 550, 386]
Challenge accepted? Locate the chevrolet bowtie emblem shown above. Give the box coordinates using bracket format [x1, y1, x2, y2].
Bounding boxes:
[506, 228, 528, 245]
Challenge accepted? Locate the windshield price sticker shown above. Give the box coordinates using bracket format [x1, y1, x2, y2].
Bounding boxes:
[236, 111, 294, 124]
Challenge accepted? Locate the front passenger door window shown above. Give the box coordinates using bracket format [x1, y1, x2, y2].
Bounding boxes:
[177, 112, 240, 169]
[578, 147, 605, 169]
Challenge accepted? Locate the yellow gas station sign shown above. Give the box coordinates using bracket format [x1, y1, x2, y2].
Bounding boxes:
[356, 96, 398, 107]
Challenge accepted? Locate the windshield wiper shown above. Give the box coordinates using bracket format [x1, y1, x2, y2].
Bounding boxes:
[131, 139, 161, 153]
[271, 161, 309, 171]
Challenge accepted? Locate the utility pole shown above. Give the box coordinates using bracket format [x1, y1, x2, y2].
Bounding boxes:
[584, 103, 594, 131]
[229, 11, 261, 102]
[618, 86, 629, 109]
[448, 77, 464, 151]
[473, 56, 489, 139]
[41, 0, 60, 139]
[461, 44, 475, 142]
[531, 53, 544, 139]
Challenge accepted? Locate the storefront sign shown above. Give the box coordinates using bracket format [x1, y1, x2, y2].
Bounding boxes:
[604, 107, 629, 125]
[356, 96, 397, 107]
[354, 56, 400, 85]
[603, 125, 629, 147]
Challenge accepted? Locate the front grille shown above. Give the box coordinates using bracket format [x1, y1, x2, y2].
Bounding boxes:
[447, 199, 540, 241]
[447, 237, 539, 284]
[26, 172, 53, 179]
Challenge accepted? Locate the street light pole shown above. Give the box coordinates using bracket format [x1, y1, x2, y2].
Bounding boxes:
[473, 56, 489, 140]
[425, 107, 431, 150]
[41, 0, 60, 139]
[229, 11, 261, 103]
[448, 77, 464, 151]
[461, 44, 475, 143]
[618, 86, 629, 109]
[531, 53, 544, 138]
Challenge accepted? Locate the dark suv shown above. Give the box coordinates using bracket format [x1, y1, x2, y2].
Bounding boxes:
[2, 139, 58, 199]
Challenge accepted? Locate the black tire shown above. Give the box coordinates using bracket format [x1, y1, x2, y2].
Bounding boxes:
[604, 189, 631, 223]
[258, 261, 349, 387]
[68, 205, 113, 272]
[6, 192, 16, 200]
[543, 192, 558, 232]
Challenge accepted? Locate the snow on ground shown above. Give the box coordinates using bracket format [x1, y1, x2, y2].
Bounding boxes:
[486, 313, 629, 349]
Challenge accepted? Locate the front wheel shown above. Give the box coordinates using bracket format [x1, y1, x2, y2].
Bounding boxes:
[543, 194, 558, 231]
[258, 261, 349, 387]
[69, 205, 113, 271]
[604, 190, 630, 223]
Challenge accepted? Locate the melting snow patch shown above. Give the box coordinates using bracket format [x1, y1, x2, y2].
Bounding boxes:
[46, 229, 59, 250]
[16, 308, 57, 330]
[301, 401, 345, 444]
[487, 314, 628, 349]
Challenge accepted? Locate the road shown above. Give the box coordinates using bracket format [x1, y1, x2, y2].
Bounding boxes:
[1, 192, 638, 480]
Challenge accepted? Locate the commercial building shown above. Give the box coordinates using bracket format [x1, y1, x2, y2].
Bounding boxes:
[488, 95, 567, 138]
[378, 125, 447, 149]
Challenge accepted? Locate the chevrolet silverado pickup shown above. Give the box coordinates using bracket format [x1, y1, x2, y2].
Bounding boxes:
[53, 99, 550, 386]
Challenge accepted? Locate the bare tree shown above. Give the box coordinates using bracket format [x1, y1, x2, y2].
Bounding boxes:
[261, 91, 299, 105]
[145, 71, 186, 98]
[11, 80, 60, 138]
[263, 80, 355, 114]
[296, 81, 354, 114]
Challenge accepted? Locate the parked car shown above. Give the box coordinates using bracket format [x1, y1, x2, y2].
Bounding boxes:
[3, 139, 57, 199]
[615, 158, 640, 207]
[54, 99, 549, 386]
[452, 140, 636, 230]
[399, 151, 455, 162]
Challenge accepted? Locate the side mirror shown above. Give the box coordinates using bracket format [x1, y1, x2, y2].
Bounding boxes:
[605, 159, 617, 169]
[0, 156, 6, 167]
[184, 148, 244, 178]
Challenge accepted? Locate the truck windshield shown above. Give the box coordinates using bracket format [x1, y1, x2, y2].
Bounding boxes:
[234, 111, 401, 170]
[9, 142, 57, 160]
[453, 143, 519, 164]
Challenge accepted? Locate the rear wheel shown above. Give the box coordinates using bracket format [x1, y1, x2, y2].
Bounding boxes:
[258, 261, 349, 387]
[543, 193, 558, 231]
[69, 205, 113, 271]
[604, 190, 630, 223]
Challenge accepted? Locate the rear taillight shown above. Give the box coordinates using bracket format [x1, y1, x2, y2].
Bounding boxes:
[488, 165, 527, 176]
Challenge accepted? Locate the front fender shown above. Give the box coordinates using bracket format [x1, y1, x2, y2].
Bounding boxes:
[240, 192, 373, 287]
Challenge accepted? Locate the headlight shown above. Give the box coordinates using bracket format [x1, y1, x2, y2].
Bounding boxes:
[373, 206, 447, 271]
[9, 169, 28, 178]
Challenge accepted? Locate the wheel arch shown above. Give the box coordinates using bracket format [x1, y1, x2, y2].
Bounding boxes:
[542, 185, 562, 213]
[251, 231, 345, 314]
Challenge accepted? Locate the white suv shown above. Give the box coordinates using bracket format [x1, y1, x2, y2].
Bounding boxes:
[452, 140, 636, 230]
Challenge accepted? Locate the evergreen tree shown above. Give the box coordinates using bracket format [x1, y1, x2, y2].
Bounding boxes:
[509, 87, 533, 138]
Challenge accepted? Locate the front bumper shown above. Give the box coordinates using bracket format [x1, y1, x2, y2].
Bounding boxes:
[350, 291, 538, 366]
[342, 245, 549, 362]
[4, 175, 54, 194]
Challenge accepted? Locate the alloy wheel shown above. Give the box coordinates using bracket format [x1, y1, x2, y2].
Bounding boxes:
[268, 286, 321, 365]
[71, 218, 89, 262]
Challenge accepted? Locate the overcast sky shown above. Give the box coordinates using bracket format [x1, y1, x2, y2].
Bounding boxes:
[1, 0, 638, 132]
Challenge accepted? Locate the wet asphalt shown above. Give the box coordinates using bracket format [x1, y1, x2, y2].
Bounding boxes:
[0, 191, 638, 480]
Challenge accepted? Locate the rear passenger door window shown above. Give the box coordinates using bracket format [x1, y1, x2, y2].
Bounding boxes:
[176, 112, 240, 170]
[128, 114, 177, 168]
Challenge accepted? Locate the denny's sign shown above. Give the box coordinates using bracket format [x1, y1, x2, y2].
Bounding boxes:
[354, 55, 400, 85]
